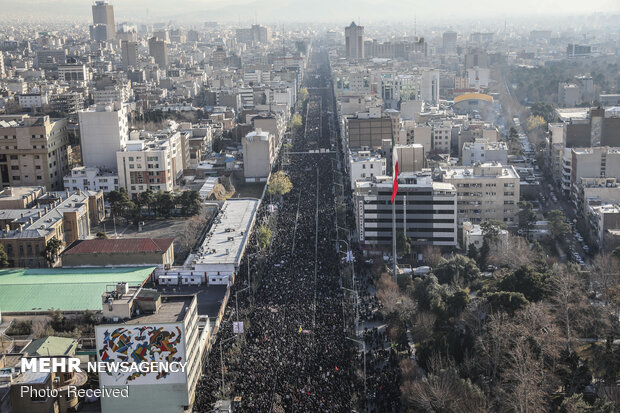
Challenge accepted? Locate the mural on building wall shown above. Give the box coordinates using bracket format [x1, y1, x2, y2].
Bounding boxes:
[96, 324, 186, 385]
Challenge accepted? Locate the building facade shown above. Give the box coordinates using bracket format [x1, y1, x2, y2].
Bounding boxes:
[355, 173, 458, 249]
[0, 115, 69, 190]
[439, 163, 520, 227]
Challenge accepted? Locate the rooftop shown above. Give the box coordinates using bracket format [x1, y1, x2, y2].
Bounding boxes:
[23, 336, 79, 357]
[125, 295, 194, 324]
[440, 163, 519, 179]
[192, 199, 259, 268]
[62, 238, 174, 255]
[0, 267, 154, 313]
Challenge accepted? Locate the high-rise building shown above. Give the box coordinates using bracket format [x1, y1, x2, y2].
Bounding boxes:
[0, 115, 69, 190]
[442, 31, 457, 54]
[78, 103, 129, 171]
[0, 52, 5, 79]
[148, 37, 168, 69]
[121, 40, 138, 69]
[242, 129, 276, 182]
[90, 1, 115, 42]
[345, 22, 364, 60]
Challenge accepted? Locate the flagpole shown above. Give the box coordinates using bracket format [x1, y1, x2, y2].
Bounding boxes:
[392, 191, 397, 280]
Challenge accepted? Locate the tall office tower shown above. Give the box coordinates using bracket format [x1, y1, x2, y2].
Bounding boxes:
[0, 52, 5, 79]
[148, 37, 168, 69]
[442, 31, 457, 54]
[121, 40, 138, 69]
[90, 1, 115, 41]
[345, 22, 364, 60]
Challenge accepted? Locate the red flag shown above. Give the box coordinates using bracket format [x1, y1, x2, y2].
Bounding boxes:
[391, 139, 399, 203]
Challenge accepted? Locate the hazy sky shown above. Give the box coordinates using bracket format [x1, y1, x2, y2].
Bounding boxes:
[2, 0, 619, 23]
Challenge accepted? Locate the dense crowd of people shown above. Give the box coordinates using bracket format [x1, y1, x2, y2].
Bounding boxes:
[194, 51, 359, 412]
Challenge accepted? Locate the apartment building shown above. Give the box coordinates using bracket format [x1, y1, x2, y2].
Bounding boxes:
[78, 102, 130, 170]
[345, 107, 393, 150]
[571, 147, 620, 182]
[349, 150, 386, 189]
[462, 139, 508, 166]
[0, 115, 69, 190]
[63, 166, 119, 193]
[354, 172, 458, 249]
[431, 120, 453, 153]
[96, 292, 201, 413]
[0, 189, 104, 267]
[395, 144, 424, 173]
[116, 131, 188, 197]
[439, 163, 520, 226]
[242, 129, 276, 182]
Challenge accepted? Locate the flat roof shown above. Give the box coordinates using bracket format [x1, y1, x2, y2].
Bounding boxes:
[441, 164, 519, 179]
[192, 199, 258, 268]
[125, 295, 193, 324]
[0, 267, 154, 313]
[62, 238, 174, 255]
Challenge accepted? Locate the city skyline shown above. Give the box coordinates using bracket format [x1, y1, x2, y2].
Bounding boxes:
[2, 0, 620, 23]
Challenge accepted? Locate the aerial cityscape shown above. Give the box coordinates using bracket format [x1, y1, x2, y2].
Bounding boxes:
[0, 1, 619, 412]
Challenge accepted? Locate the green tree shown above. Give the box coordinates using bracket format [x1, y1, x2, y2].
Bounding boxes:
[559, 393, 615, 413]
[0, 244, 8, 267]
[139, 189, 155, 216]
[484, 291, 529, 314]
[257, 225, 272, 250]
[176, 190, 202, 217]
[446, 289, 470, 316]
[155, 191, 175, 218]
[433, 255, 481, 285]
[42, 238, 63, 266]
[480, 220, 506, 245]
[526, 115, 546, 132]
[518, 201, 537, 238]
[291, 113, 302, 130]
[478, 238, 491, 270]
[298, 87, 309, 102]
[267, 171, 293, 197]
[546, 209, 571, 240]
[107, 188, 133, 219]
[396, 231, 412, 257]
[509, 127, 519, 140]
[498, 265, 549, 301]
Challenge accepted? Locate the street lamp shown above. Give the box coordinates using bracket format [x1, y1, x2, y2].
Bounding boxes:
[346, 336, 367, 410]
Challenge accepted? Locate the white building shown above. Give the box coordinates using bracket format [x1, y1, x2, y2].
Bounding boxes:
[63, 166, 119, 193]
[242, 129, 276, 182]
[462, 139, 508, 166]
[78, 103, 130, 170]
[439, 163, 521, 227]
[349, 150, 386, 189]
[462, 221, 508, 252]
[421, 70, 440, 105]
[191, 199, 259, 284]
[96, 291, 201, 413]
[57, 64, 88, 82]
[17, 93, 48, 110]
[116, 130, 188, 197]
